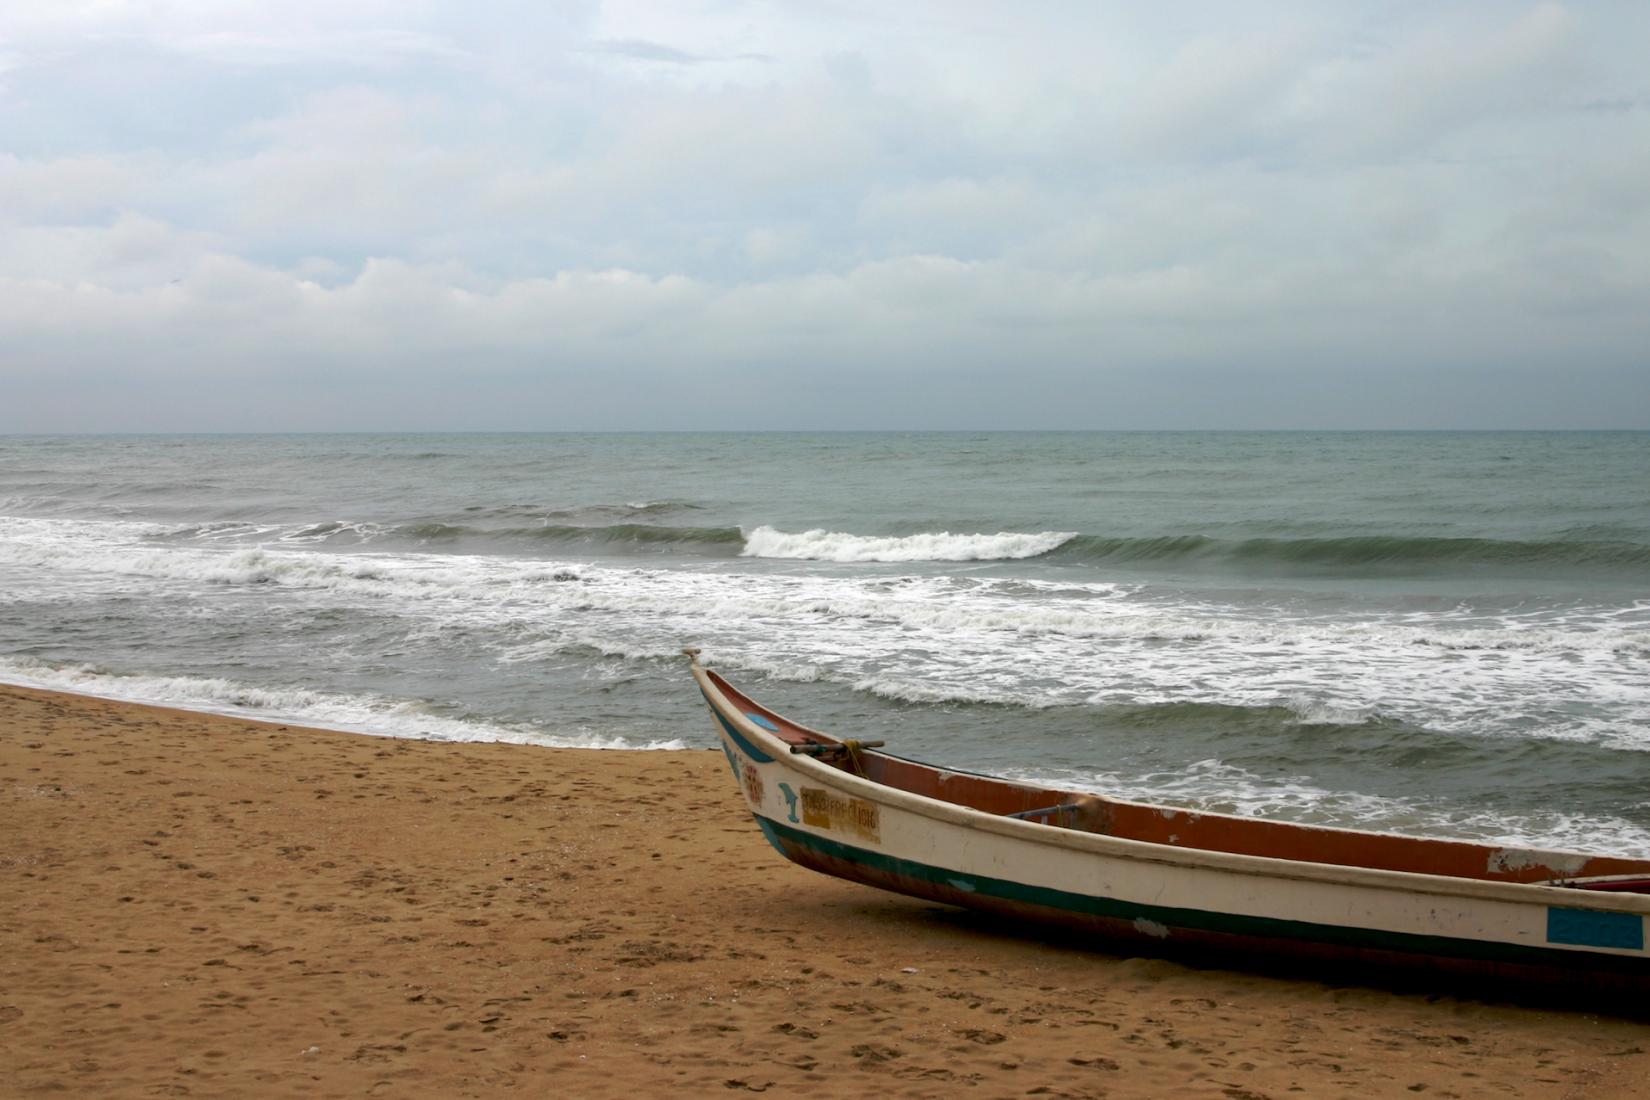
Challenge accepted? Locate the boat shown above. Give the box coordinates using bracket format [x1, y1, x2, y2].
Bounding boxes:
[687, 649, 1650, 993]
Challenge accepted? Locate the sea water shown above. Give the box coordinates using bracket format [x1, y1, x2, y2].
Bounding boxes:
[2, 431, 1646, 853]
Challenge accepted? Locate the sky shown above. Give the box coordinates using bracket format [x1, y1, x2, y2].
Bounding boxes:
[2, 1, 1648, 431]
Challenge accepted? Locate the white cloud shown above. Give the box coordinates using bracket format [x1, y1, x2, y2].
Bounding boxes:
[1, 1, 1647, 428]
[1120, 30, 1312, 158]
[0, 213, 221, 289]
[1301, 3, 1583, 160]
[155, 27, 470, 69]
[0, 153, 159, 221]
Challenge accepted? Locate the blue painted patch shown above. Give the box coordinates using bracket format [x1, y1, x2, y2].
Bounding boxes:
[777, 782, 801, 823]
[1547, 907, 1644, 951]
[701, 690, 776, 762]
[745, 712, 780, 731]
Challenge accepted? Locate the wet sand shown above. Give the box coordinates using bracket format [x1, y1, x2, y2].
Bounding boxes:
[3, 682, 1648, 1099]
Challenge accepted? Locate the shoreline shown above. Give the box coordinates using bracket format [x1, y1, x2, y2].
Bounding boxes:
[4, 681, 1649, 1098]
[0, 666, 693, 753]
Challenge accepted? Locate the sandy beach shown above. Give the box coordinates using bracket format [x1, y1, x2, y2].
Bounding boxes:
[3, 683, 1648, 1099]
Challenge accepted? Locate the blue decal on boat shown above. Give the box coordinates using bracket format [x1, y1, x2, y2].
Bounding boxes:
[746, 712, 780, 731]
[1547, 908, 1644, 951]
[702, 692, 775, 763]
[777, 782, 800, 823]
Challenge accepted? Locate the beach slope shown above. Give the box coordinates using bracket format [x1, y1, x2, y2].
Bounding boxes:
[3, 683, 1647, 1098]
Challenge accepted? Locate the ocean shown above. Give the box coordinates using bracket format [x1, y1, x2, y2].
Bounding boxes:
[2, 431, 1647, 854]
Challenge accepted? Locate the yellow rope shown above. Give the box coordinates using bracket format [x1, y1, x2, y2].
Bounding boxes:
[841, 739, 866, 776]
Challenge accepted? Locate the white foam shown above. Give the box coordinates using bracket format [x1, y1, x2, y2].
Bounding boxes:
[4, 514, 1648, 753]
[1000, 759, 1650, 858]
[741, 525, 1076, 562]
[1281, 694, 1377, 726]
[0, 656, 687, 751]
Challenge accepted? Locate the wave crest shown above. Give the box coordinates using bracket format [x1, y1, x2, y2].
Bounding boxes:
[741, 525, 1076, 563]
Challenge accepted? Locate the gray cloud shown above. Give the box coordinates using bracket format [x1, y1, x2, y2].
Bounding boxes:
[584, 37, 711, 63]
[1, 1, 1647, 430]
[581, 37, 774, 65]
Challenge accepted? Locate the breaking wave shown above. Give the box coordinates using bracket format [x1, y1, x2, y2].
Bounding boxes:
[109, 514, 1650, 577]
[741, 526, 1077, 562]
[147, 519, 746, 555]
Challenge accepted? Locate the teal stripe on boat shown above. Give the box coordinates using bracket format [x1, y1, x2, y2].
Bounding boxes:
[1548, 907, 1644, 950]
[753, 816, 1649, 974]
[703, 691, 775, 763]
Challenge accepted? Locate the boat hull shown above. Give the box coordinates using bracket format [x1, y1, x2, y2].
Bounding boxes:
[757, 813, 1650, 992]
[694, 662, 1650, 994]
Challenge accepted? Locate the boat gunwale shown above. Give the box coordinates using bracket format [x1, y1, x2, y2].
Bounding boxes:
[693, 664, 1650, 917]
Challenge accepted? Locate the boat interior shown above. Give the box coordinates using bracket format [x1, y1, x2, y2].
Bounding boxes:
[707, 670, 1650, 894]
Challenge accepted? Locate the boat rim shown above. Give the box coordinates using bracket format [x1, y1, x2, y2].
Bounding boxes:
[692, 661, 1650, 915]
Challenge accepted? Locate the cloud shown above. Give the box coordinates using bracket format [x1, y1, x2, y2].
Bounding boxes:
[580, 37, 773, 66]
[155, 28, 470, 69]
[1301, 3, 1583, 159]
[0, 2, 1647, 429]
[1120, 30, 1312, 159]
[583, 37, 708, 64]
[4, 223, 1641, 377]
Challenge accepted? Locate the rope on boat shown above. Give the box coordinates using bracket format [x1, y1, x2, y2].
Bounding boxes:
[789, 740, 885, 757]
[789, 739, 884, 778]
[843, 739, 867, 777]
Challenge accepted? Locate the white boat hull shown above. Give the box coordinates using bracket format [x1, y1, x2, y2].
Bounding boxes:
[694, 661, 1650, 992]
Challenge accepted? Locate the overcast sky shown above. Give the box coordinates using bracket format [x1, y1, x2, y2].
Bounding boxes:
[3, 1, 1647, 431]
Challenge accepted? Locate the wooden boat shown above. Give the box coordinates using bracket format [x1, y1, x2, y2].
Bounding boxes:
[688, 650, 1650, 993]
